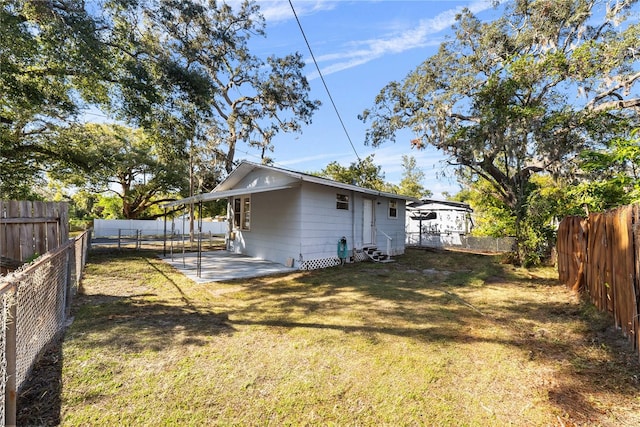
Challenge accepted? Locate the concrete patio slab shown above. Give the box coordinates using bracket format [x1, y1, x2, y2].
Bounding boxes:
[159, 250, 295, 283]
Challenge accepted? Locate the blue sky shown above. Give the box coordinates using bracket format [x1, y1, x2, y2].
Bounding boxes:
[81, 0, 505, 197]
[234, 0, 505, 198]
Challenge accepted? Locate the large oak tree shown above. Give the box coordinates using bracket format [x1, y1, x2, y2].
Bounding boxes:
[2, 0, 319, 208]
[361, 0, 640, 262]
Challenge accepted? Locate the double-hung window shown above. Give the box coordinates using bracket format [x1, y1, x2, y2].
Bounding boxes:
[388, 200, 398, 218]
[336, 193, 349, 210]
[233, 196, 251, 230]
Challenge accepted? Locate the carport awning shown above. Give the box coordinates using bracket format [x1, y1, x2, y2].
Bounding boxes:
[162, 184, 298, 208]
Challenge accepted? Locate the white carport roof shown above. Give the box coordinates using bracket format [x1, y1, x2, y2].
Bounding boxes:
[163, 160, 418, 208]
[162, 184, 298, 208]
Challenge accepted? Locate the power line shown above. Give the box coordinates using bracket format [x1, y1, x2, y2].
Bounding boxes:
[288, 0, 361, 163]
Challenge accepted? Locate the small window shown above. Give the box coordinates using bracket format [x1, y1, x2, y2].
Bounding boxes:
[233, 196, 251, 230]
[242, 197, 251, 230]
[233, 198, 241, 228]
[336, 194, 349, 210]
[389, 200, 398, 218]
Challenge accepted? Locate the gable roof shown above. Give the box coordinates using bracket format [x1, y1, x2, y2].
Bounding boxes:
[164, 160, 418, 207]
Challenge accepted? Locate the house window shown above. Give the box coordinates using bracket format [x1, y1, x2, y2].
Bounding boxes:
[389, 200, 398, 218]
[336, 193, 349, 210]
[242, 197, 251, 230]
[233, 198, 241, 228]
[233, 196, 251, 230]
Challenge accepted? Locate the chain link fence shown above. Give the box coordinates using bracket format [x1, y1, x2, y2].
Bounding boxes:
[407, 232, 516, 253]
[0, 229, 91, 425]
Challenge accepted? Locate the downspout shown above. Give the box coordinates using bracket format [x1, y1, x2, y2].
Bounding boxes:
[226, 197, 232, 251]
[299, 184, 304, 267]
[163, 207, 167, 257]
[351, 190, 356, 260]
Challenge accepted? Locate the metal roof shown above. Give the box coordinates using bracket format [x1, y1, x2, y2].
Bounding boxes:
[163, 160, 419, 208]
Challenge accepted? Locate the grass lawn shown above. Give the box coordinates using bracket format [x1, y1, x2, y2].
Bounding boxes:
[21, 247, 640, 425]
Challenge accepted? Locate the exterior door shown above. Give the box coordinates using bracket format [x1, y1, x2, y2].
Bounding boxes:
[363, 199, 375, 245]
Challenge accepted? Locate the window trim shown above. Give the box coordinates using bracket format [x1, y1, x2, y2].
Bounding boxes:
[336, 193, 349, 210]
[388, 199, 398, 219]
[241, 196, 251, 231]
[232, 195, 251, 231]
[233, 197, 241, 229]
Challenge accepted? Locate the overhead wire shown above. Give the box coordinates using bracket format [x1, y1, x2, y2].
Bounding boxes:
[288, 0, 361, 163]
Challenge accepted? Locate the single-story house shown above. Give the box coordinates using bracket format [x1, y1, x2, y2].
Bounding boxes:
[406, 199, 473, 246]
[167, 161, 417, 269]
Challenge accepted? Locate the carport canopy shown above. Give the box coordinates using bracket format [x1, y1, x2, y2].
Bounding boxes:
[161, 184, 298, 208]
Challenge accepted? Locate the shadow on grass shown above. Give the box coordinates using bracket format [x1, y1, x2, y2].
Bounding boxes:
[18, 247, 640, 425]
[70, 295, 234, 351]
[219, 248, 640, 424]
[17, 338, 63, 426]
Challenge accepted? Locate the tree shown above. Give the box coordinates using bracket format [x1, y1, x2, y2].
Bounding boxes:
[318, 155, 392, 191]
[397, 155, 432, 199]
[2, 0, 317, 202]
[568, 127, 640, 212]
[361, 0, 640, 264]
[1, 0, 112, 198]
[131, 0, 321, 173]
[51, 124, 187, 219]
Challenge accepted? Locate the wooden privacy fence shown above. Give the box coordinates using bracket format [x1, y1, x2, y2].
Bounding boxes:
[1, 200, 69, 274]
[557, 205, 640, 359]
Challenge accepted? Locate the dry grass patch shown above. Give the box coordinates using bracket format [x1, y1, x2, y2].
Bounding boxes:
[19, 247, 640, 426]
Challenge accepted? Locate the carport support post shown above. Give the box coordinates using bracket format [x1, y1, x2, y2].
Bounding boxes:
[197, 201, 203, 278]
[163, 207, 167, 257]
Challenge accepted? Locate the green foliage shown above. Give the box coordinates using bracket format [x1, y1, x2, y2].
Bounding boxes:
[51, 124, 187, 219]
[318, 155, 393, 192]
[568, 128, 640, 212]
[0, 0, 111, 198]
[119, 0, 321, 173]
[93, 194, 123, 220]
[361, 0, 640, 264]
[2, 0, 319, 201]
[397, 155, 432, 199]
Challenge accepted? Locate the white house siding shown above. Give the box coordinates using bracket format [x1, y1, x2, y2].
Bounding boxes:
[299, 182, 354, 266]
[298, 183, 407, 265]
[373, 200, 407, 256]
[230, 186, 302, 266]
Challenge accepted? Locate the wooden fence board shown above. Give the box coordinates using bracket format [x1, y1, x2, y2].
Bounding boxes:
[33, 201, 46, 257]
[1, 200, 7, 262]
[6, 201, 20, 262]
[634, 205, 640, 353]
[18, 200, 32, 261]
[59, 202, 68, 244]
[558, 204, 640, 359]
[47, 202, 60, 249]
[0, 201, 68, 271]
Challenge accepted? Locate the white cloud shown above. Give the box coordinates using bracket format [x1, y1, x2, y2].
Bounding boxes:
[304, 0, 496, 79]
[257, 0, 339, 23]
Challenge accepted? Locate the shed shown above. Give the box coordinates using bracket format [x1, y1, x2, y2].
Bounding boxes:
[166, 161, 416, 269]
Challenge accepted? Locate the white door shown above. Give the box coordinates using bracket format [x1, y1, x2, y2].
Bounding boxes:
[363, 199, 375, 245]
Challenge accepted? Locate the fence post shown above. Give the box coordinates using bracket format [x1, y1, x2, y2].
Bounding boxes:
[5, 289, 17, 426]
[64, 244, 73, 319]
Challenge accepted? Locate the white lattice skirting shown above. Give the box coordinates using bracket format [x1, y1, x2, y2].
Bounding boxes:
[299, 250, 368, 270]
[299, 257, 342, 270]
